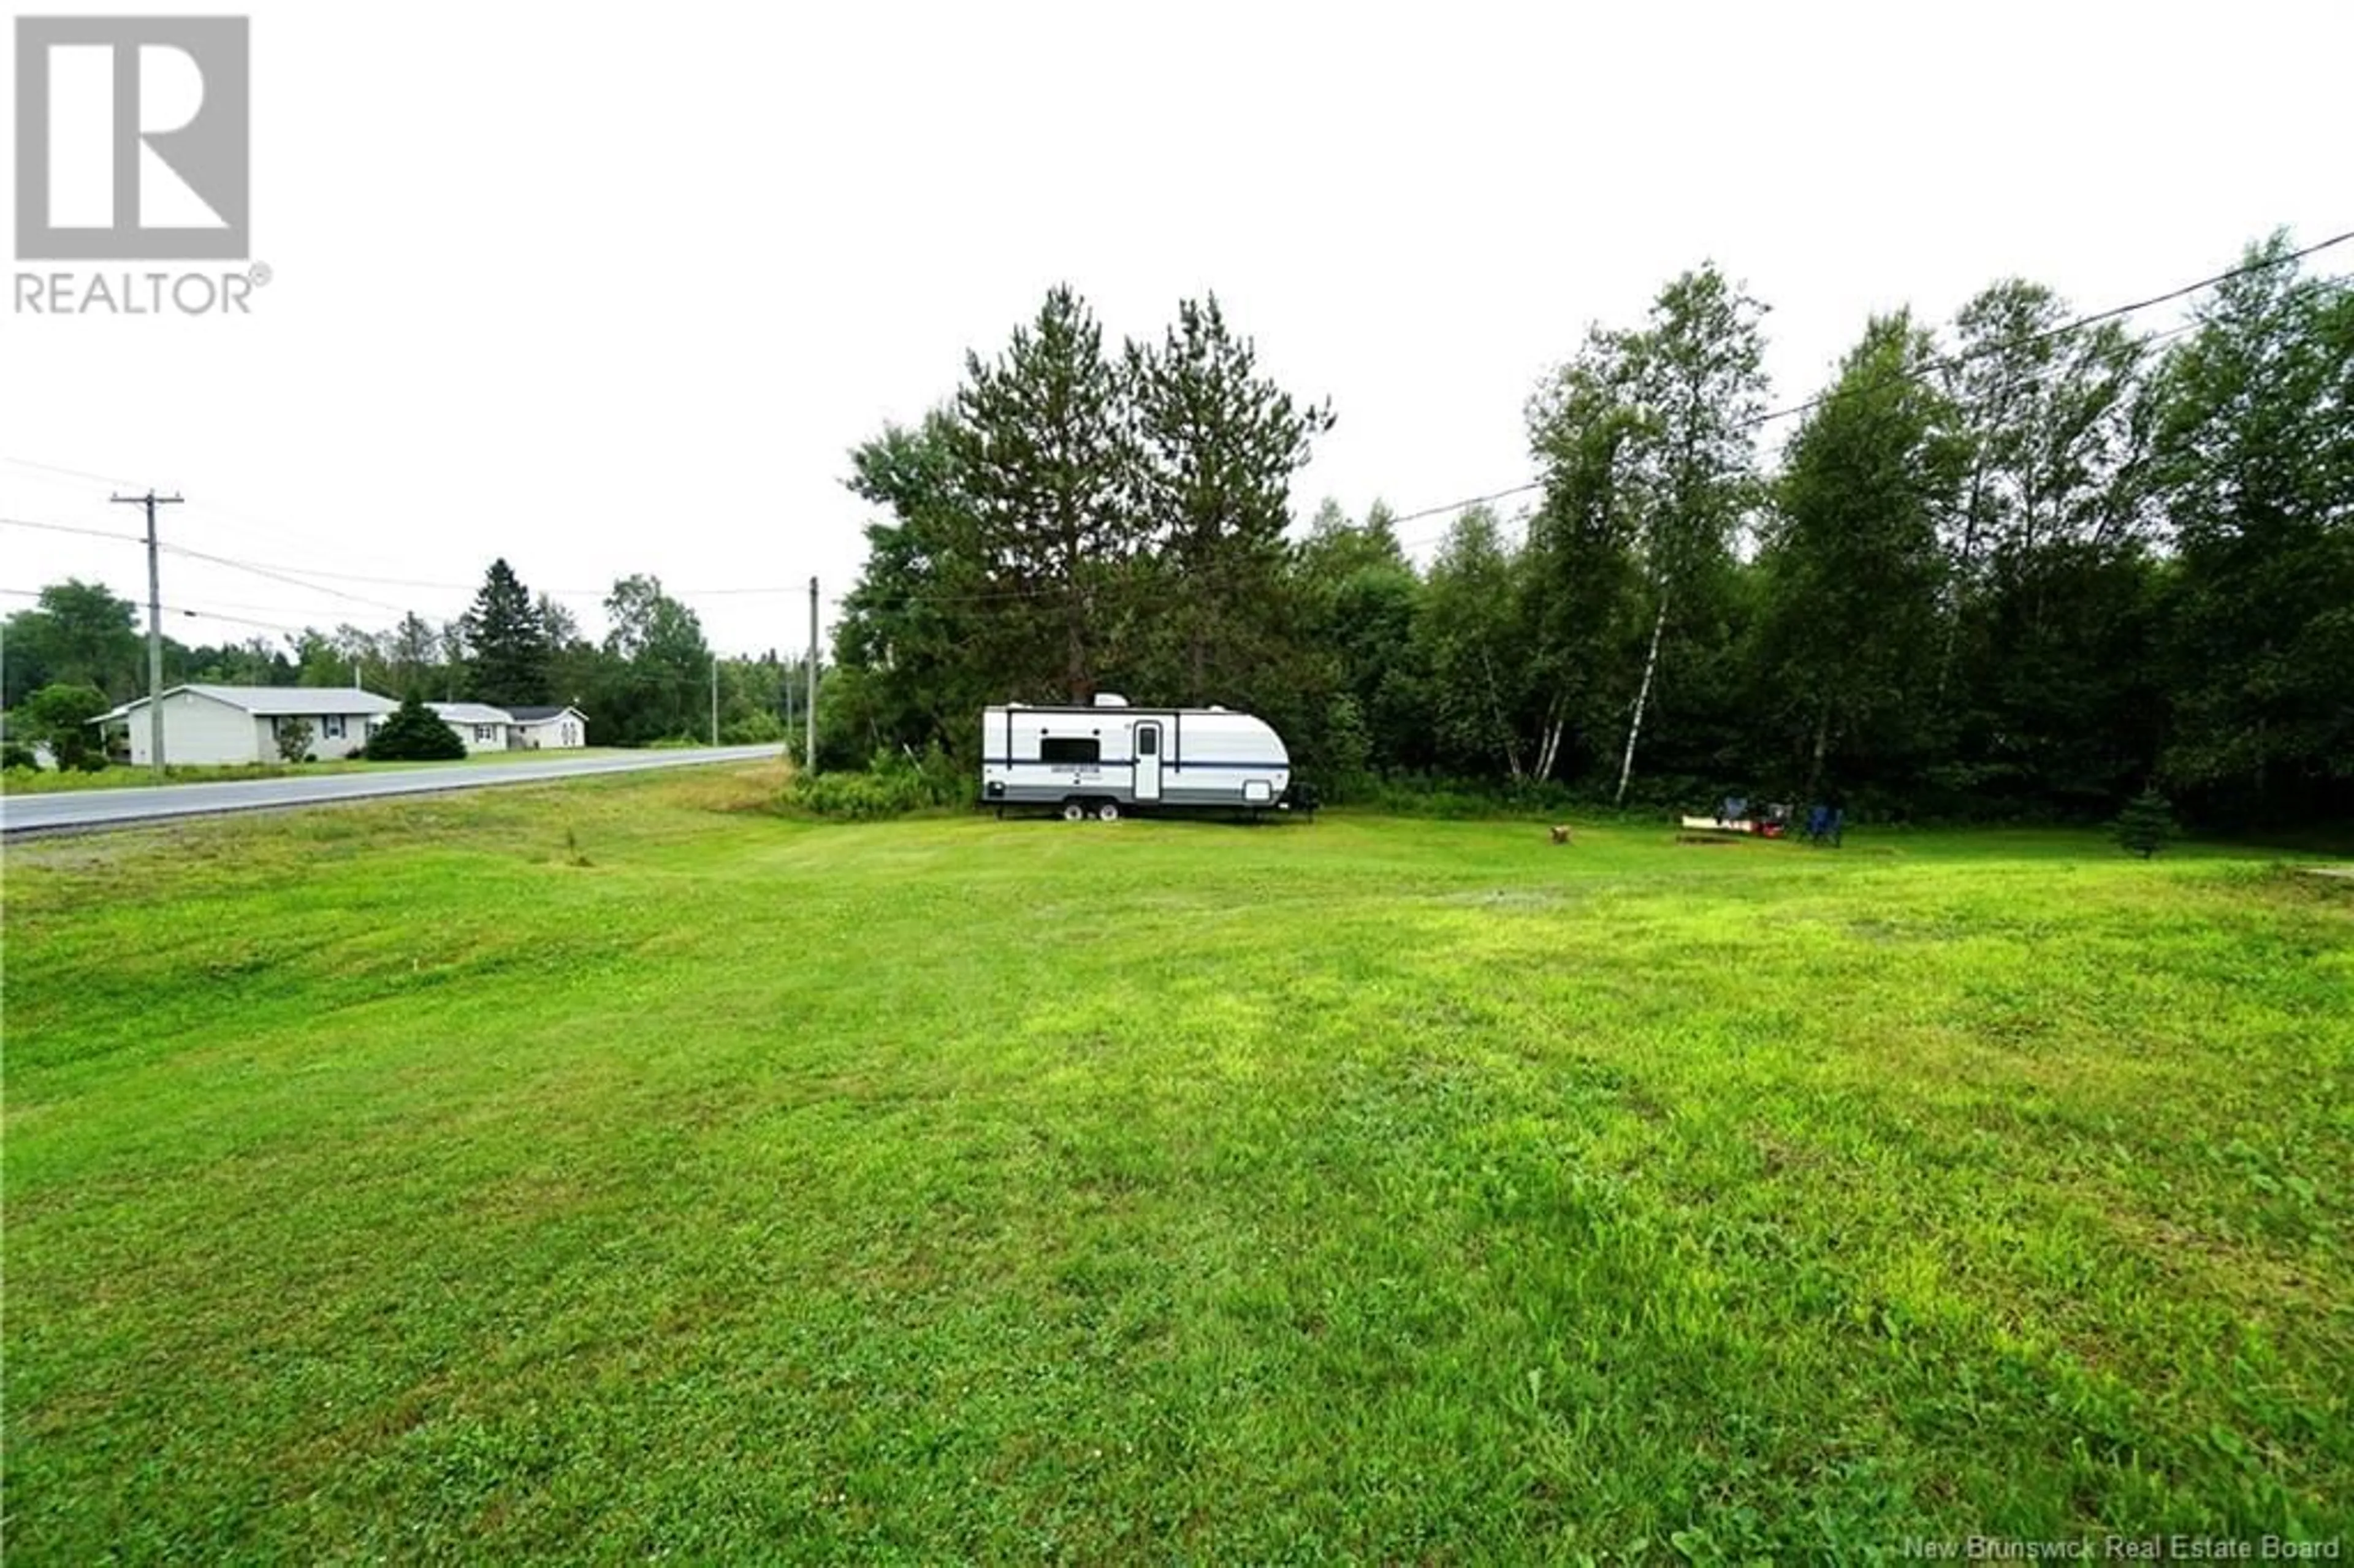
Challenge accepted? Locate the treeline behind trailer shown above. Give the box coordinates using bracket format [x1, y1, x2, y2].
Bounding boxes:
[980, 696, 1292, 820]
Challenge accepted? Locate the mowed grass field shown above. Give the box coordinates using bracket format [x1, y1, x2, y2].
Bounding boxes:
[4, 767, 2349, 1562]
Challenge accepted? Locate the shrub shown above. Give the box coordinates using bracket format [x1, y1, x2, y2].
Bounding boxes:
[787, 744, 967, 820]
[2, 741, 40, 771]
[367, 694, 467, 761]
[18, 683, 111, 769]
[722, 709, 786, 745]
[273, 717, 314, 764]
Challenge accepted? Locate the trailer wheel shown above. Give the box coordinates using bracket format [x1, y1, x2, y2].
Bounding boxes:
[1062, 800, 1087, 823]
[1097, 800, 1121, 823]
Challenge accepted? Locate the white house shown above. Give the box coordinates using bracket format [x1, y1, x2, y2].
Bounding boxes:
[502, 705, 588, 749]
[95, 685, 397, 766]
[426, 702, 514, 755]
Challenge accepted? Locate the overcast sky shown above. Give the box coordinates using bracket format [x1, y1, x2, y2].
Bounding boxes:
[4, 0, 2348, 661]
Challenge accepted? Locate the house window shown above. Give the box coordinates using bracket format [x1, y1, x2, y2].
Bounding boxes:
[320, 715, 345, 740]
[474, 725, 494, 742]
[1040, 736, 1099, 765]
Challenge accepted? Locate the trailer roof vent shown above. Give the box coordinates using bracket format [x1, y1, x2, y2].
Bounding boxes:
[1093, 693, 1130, 707]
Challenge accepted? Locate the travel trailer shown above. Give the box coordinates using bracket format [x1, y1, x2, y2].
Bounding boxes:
[980, 696, 1292, 820]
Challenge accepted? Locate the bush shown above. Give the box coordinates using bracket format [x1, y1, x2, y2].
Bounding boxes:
[273, 717, 314, 764]
[722, 709, 786, 745]
[2, 741, 39, 771]
[18, 683, 111, 770]
[788, 744, 968, 820]
[367, 693, 467, 761]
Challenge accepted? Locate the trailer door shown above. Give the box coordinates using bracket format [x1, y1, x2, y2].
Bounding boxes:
[1133, 721, 1162, 802]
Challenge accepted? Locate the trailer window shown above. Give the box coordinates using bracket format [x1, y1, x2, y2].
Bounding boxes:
[1041, 736, 1099, 764]
[1137, 728, 1157, 756]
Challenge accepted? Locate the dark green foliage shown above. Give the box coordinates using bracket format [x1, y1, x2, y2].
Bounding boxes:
[16, 237, 2348, 829]
[1126, 294, 1335, 704]
[17, 682, 112, 769]
[1321, 693, 1374, 802]
[2146, 234, 2354, 823]
[788, 745, 965, 819]
[463, 559, 551, 706]
[2114, 789, 2176, 857]
[828, 286, 1340, 793]
[365, 693, 467, 761]
[1, 581, 142, 706]
[950, 285, 1137, 702]
[1758, 311, 1966, 798]
[2, 741, 37, 771]
[592, 576, 713, 747]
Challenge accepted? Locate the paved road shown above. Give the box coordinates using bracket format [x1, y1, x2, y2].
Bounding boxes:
[0, 746, 786, 836]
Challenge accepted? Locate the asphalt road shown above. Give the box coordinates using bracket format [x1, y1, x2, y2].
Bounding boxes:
[0, 746, 787, 836]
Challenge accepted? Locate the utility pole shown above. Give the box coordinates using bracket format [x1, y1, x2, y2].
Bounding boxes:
[806, 576, 818, 769]
[709, 654, 718, 747]
[111, 490, 183, 783]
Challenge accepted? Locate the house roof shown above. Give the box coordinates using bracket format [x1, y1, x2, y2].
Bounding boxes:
[94, 685, 398, 721]
[427, 701, 513, 726]
[504, 705, 584, 723]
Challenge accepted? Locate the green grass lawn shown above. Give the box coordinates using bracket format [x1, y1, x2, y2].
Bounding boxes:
[4, 768, 2349, 1561]
[1, 747, 643, 795]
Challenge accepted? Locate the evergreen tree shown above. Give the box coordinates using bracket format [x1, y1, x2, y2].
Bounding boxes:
[950, 286, 1137, 702]
[1124, 294, 1333, 704]
[463, 558, 551, 706]
[367, 692, 466, 760]
[2113, 789, 2175, 858]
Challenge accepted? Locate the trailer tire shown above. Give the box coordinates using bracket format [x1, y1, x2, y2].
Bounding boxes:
[1062, 800, 1088, 823]
[1097, 800, 1121, 823]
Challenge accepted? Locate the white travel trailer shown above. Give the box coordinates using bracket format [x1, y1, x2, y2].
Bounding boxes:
[980, 696, 1292, 820]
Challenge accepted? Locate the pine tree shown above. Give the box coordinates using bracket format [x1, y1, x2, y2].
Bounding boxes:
[2113, 788, 2175, 858]
[950, 286, 1136, 702]
[463, 559, 550, 706]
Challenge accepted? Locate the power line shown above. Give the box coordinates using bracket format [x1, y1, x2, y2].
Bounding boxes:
[1, 454, 145, 488]
[1382, 247, 2353, 554]
[155, 541, 418, 615]
[1727, 231, 2354, 440]
[0, 585, 316, 638]
[0, 515, 145, 544]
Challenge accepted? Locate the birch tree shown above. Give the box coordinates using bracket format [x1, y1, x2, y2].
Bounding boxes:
[1611, 265, 1769, 804]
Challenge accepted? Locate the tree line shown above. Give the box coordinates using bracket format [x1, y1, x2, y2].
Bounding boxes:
[2, 561, 813, 758]
[823, 234, 2352, 827]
